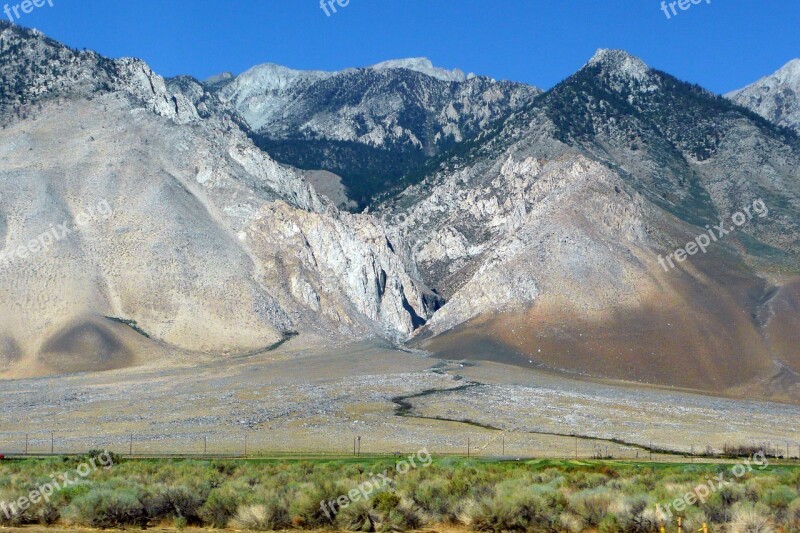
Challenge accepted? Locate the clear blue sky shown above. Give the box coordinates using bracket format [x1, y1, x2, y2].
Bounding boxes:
[7, 0, 800, 93]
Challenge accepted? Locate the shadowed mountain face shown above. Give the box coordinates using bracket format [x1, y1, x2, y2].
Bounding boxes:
[193, 61, 540, 209]
[1, 23, 799, 402]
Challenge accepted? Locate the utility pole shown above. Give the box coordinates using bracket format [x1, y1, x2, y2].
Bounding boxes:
[50, 431, 54, 455]
[129, 434, 133, 456]
[357, 436, 361, 456]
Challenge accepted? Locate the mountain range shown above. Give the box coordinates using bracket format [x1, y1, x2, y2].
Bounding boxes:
[1, 20, 798, 402]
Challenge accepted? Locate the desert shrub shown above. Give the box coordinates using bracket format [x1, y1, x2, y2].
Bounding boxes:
[570, 488, 613, 527]
[787, 468, 800, 491]
[785, 499, 800, 533]
[574, 471, 611, 489]
[559, 511, 584, 533]
[84, 449, 122, 466]
[467, 490, 557, 532]
[233, 498, 291, 531]
[0, 488, 27, 526]
[141, 484, 204, 523]
[198, 485, 243, 528]
[763, 485, 797, 511]
[701, 496, 733, 525]
[373, 491, 401, 514]
[532, 468, 566, 485]
[381, 498, 425, 531]
[409, 477, 462, 522]
[698, 482, 747, 524]
[33, 500, 60, 525]
[336, 499, 375, 532]
[0, 457, 798, 531]
[728, 504, 775, 533]
[65, 487, 148, 528]
[289, 482, 341, 528]
[209, 460, 236, 477]
[718, 483, 747, 506]
[607, 494, 657, 533]
[683, 509, 710, 533]
[599, 512, 622, 533]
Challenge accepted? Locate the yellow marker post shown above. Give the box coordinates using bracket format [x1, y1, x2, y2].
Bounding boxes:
[656, 504, 666, 533]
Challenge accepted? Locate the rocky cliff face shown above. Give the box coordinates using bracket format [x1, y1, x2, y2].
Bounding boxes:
[727, 58, 800, 133]
[0, 22, 434, 377]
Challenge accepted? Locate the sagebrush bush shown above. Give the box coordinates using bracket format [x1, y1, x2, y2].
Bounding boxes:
[559, 511, 584, 533]
[785, 499, 800, 533]
[763, 484, 797, 511]
[683, 509, 710, 533]
[336, 499, 375, 532]
[233, 498, 291, 531]
[466, 489, 558, 532]
[141, 483, 204, 523]
[729, 504, 775, 533]
[289, 481, 341, 528]
[65, 487, 148, 529]
[569, 488, 613, 527]
[198, 485, 242, 528]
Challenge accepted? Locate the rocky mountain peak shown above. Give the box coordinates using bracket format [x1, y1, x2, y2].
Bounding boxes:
[369, 57, 471, 82]
[727, 58, 800, 132]
[204, 71, 234, 85]
[773, 58, 800, 83]
[585, 48, 654, 84]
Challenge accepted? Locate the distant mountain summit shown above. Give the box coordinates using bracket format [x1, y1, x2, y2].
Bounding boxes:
[727, 58, 800, 132]
[189, 58, 539, 209]
[585, 48, 654, 83]
[369, 57, 472, 82]
[204, 71, 234, 85]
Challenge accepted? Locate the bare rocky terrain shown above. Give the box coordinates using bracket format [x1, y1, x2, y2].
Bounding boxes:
[0, 339, 797, 457]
